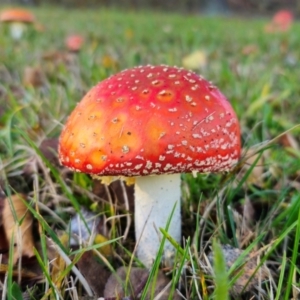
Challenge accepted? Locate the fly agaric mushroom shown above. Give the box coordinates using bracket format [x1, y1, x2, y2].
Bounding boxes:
[58, 65, 241, 267]
[265, 9, 294, 33]
[0, 8, 35, 40]
[65, 34, 85, 53]
[272, 10, 294, 31]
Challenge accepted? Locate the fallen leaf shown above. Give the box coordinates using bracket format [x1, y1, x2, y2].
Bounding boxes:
[0, 262, 39, 279]
[241, 44, 258, 56]
[182, 50, 207, 70]
[42, 50, 67, 62]
[104, 266, 180, 299]
[76, 250, 110, 296]
[278, 132, 299, 156]
[42, 50, 77, 72]
[0, 256, 43, 293]
[23, 66, 46, 88]
[3, 194, 35, 264]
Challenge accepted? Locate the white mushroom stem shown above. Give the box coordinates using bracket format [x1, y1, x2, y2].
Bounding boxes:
[134, 173, 181, 268]
[9, 22, 27, 40]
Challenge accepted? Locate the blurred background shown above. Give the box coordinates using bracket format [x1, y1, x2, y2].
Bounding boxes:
[1, 0, 300, 16]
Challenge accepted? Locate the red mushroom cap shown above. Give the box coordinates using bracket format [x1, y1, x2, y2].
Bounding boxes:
[59, 65, 241, 176]
[265, 9, 294, 33]
[0, 8, 35, 23]
[273, 10, 293, 27]
[65, 34, 84, 52]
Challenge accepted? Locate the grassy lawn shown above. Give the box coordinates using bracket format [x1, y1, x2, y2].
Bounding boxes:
[1, 5, 300, 300]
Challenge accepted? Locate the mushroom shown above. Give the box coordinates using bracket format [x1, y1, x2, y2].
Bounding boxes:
[58, 65, 241, 267]
[65, 34, 85, 53]
[272, 10, 294, 32]
[265, 9, 294, 33]
[0, 8, 35, 40]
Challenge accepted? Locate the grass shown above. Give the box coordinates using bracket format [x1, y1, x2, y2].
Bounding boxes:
[0, 5, 300, 299]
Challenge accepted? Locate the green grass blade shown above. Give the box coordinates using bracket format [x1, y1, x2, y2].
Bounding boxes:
[275, 251, 287, 300]
[284, 202, 300, 299]
[212, 240, 229, 300]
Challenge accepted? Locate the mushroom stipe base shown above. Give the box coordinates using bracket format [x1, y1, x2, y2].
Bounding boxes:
[135, 173, 181, 268]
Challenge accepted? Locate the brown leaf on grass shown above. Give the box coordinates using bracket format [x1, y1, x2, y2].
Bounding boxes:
[241, 44, 258, 56]
[104, 266, 180, 299]
[42, 50, 79, 77]
[0, 261, 41, 285]
[278, 132, 299, 156]
[2, 194, 35, 264]
[42, 50, 69, 63]
[76, 250, 110, 297]
[23, 66, 46, 88]
[0, 241, 43, 288]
